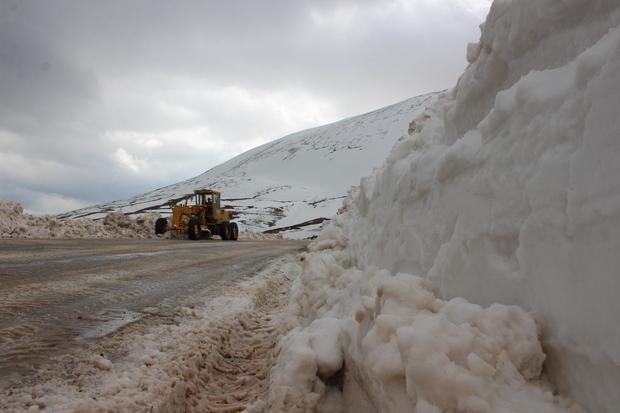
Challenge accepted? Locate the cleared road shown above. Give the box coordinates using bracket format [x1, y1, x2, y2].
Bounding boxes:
[0, 238, 306, 381]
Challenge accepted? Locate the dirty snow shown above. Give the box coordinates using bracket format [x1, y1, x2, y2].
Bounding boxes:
[0, 201, 159, 239]
[263, 0, 620, 412]
[0, 258, 295, 413]
[262, 226, 583, 413]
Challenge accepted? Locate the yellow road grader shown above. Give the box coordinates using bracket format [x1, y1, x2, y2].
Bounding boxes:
[154, 189, 239, 240]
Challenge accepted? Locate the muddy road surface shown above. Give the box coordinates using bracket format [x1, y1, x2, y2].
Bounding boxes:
[0, 239, 306, 383]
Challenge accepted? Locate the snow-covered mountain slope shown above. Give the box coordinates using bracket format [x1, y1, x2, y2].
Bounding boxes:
[269, 0, 619, 412]
[59, 92, 439, 236]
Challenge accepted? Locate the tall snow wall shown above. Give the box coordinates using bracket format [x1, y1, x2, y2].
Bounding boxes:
[341, 1, 620, 411]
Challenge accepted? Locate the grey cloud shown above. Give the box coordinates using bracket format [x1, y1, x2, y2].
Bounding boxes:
[0, 0, 489, 214]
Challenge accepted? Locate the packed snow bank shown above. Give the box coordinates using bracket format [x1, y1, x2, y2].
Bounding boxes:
[340, 1, 620, 411]
[266, 0, 620, 411]
[264, 226, 582, 413]
[0, 201, 158, 239]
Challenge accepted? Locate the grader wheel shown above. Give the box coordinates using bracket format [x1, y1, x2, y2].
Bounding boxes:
[229, 222, 239, 241]
[188, 217, 201, 240]
[219, 222, 231, 240]
[154, 218, 168, 235]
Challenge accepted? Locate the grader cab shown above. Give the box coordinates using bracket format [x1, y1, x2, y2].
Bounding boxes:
[154, 189, 239, 240]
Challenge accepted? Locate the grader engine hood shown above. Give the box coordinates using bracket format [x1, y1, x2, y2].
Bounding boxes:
[171, 205, 199, 229]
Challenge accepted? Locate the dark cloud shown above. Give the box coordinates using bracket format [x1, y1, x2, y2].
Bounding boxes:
[0, 0, 489, 214]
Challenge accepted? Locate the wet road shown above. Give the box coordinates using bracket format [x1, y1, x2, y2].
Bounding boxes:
[0, 238, 306, 379]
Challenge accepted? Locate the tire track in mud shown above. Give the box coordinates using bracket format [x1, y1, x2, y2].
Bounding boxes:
[172, 271, 291, 413]
[195, 327, 272, 411]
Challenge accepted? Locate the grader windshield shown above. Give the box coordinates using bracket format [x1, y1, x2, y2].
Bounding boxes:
[182, 193, 219, 206]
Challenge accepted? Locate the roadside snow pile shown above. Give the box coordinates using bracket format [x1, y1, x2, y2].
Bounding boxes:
[264, 226, 582, 413]
[266, 0, 620, 412]
[0, 201, 158, 239]
[0, 200, 283, 240]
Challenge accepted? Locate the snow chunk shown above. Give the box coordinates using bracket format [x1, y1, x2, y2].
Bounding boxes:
[0, 201, 159, 239]
[93, 355, 113, 371]
[266, 236, 581, 412]
[308, 318, 344, 378]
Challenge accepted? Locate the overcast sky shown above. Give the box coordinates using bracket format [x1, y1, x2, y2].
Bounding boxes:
[0, 0, 491, 214]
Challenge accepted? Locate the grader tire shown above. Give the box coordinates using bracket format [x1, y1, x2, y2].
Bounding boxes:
[220, 222, 231, 240]
[229, 222, 239, 241]
[188, 218, 201, 240]
[155, 218, 168, 235]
